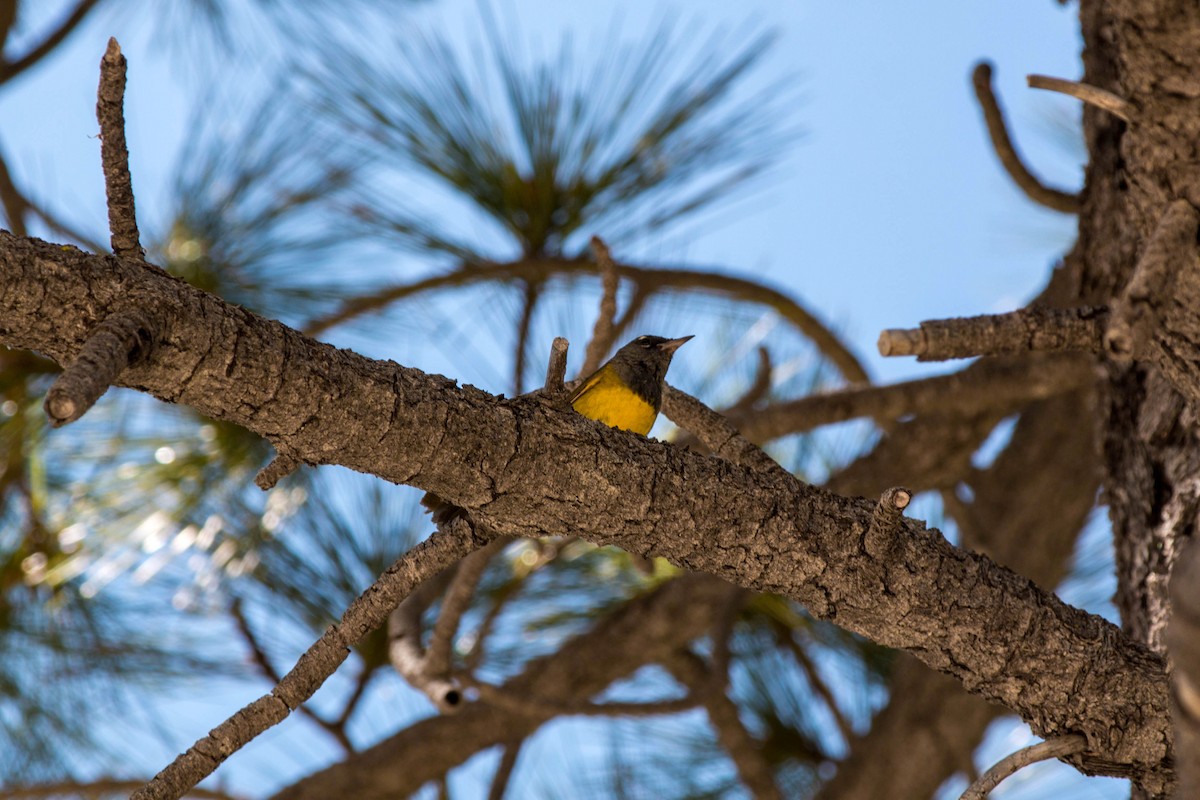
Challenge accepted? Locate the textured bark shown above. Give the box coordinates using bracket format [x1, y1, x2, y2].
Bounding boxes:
[819, 389, 1100, 800]
[1074, 1, 1200, 657]
[0, 233, 1172, 788]
[272, 575, 737, 800]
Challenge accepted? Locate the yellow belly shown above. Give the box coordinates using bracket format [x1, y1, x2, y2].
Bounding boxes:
[571, 369, 658, 435]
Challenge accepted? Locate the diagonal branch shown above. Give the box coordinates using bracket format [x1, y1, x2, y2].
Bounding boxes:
[971, 62, 1080, 213]
[579, 236, 621, 377]
[0, 233, 1174, 794]
[0, 0, 103, 85]
[132, 521, 487, 800]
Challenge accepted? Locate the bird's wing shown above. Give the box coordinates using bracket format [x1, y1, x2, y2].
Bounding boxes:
[566, 369, 604, 405]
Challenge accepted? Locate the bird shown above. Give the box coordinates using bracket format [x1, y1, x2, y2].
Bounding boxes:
[566, 334, 693, 436]
[423, 334, 692, 524]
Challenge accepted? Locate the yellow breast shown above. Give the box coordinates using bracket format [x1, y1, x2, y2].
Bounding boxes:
[570, 367, 659, 435]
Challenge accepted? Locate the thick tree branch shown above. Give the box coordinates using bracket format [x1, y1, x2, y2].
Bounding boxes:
[879, 306, 1107, 361]
[96, 38, 144, 261]
[0, 234, 1172, 791]
[131, 521, 486, 800]
[972, 62, 1080, 213]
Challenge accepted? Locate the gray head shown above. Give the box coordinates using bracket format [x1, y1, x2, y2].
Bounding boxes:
[605, 334, 693, 408]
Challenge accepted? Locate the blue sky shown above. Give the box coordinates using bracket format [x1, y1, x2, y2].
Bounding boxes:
[1, 1, 1113, 797]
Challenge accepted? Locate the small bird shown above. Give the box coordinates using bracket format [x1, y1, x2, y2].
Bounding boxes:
[423, 334, 691, 524]
[567, 334, 693, 435]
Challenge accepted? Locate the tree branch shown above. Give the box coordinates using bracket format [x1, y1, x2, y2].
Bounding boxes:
[1169, 537, 1200, 796]
[959, 734, 1086, 800]
[43, 303, 161, 426]
[543, 336, 569, 396]
[96, 38, 144, 261]
[305, 257, 870, 385]
[0, 234, 1173, 792]
[1027, 74, 1134, 122]
[0, 0, 103, 86]
[735, 354, 1092, 443]
[878, 306, 1107, 361]
[271, 575, 737, 800]
[971, 62, 1080, 213]
[579, 236, 621, 377]
[131, 521, 486, 800]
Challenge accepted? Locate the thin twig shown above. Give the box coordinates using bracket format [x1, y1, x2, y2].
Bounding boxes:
[878, 306, 1107, 362]
[43, 305, 161, 426]
[660, 384, 782, 474]
[779, 628, 855, 746]
[543, 337, 569, 395]
[255, 449, 302, 490]
[734, 354, 1092, 443]
[424, 538, 510, 678]
[468, 677, 698, 719]
[96, 37, 145, 260]
[0, 779, 238, 800]
[725, 346, 773, 415]
[1027, 74, 1134, 122]
[229, 599, 354, 755]
[305, 257, 870, 386]
[971, 62, 1079, 213]
[0, 0, 103, 85]
[579, 236, 621, 377]
[131, 521, 486, 800]
[958, 734, 1086, 800]
[862, 486, 912, 558]
[487, 739, 525, 800]
[512, 279, 541, 395]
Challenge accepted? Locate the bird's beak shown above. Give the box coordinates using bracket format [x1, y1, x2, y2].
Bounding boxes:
[657, 335, 694, 355]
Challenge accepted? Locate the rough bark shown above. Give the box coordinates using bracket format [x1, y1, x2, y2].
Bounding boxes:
[0, 233, 1172, 789]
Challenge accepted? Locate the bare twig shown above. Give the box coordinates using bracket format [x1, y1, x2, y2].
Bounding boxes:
[1105, 199, 1200, 360]
[878, 306, 1107, 361]
[131, 521, 486, 800]
[512, 279, 541, 394]
[725, 346, 773, 415]
[1028, 74, 1134, 122]
[862, 487, 911, 558]
[543, 337, 569, 395]
[96, 38, 145, 260]
[779, 628, 855, 746]
[0, 0, 103, 85]
[43, 305, 161, 426]
[487, 739, 525, 800]
[255, 450, 302, 490]
[971, 62, 1079, 213]
[468, 677, 698, 718]
[958, 734, 1086, 800]
[670, 650, 783, 800]
[424, 539, 509, 678]
[0, 144, 29, 235]
[388, 567, 465, 712]
[0, 779, 238, 800]
[661, 384, 781, 474]
[736, 354, 1092, 443]
[579, 236, 621, 377]
[305, 257, 870, 385]
[230, 599, 354, 755]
